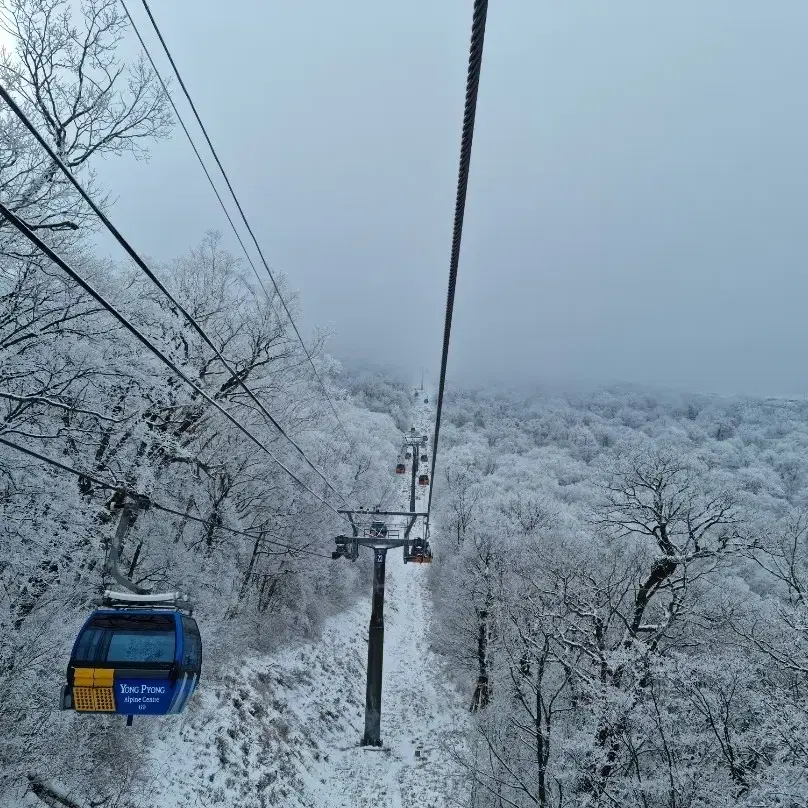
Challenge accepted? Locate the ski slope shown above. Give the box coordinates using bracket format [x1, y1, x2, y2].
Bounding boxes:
[306, 555, 469, 808]
[145, 399, 469, 807]
[307, 398, 470, 807]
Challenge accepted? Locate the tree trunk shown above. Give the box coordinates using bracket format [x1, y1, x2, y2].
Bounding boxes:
[470, 608, 490, 711]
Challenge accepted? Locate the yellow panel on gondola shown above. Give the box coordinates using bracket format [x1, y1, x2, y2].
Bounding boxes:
[72, 668, 116, 711]
[73, 686, 116, 712]
[74, 667, 114, 686]
[93, 687, 116, 711]
[92, 668, 114, 687]
[73, 667, 94, 687]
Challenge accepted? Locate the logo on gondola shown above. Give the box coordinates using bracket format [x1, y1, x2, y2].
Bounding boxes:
[116, 678, 174, 713]
[120, 684, 166, 694]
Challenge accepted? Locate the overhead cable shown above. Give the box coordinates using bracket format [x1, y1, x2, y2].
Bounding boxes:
[135, 0, 354, 451]
[375, 474, 396, 511]
[0, 81, 348, 508]
[0, 201, 348, 522]
[427, 0, 489, 518]
[118, 0, 275, 304]
[0, 436, 333, 559]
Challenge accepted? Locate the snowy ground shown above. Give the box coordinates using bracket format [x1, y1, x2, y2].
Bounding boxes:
[145, 401, 470, 807]
[305, 552, 469, 808]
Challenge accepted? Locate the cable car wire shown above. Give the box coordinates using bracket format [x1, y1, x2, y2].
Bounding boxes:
[134, 0, 354, 453]
[0, 81, 349, 509]
[427, 0, 489, 519]
[0, 201, 349, 523]
[117, 1, 274, 314]
[121, 1, 375, 497]
[375, 474, 396, 511]
[0, 84, 347, 502]
[0, 89, 348, 507]
[0, 436, 333, 560]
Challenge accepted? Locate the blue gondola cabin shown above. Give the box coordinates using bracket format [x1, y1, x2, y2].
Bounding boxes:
[61, 609, 202, 717]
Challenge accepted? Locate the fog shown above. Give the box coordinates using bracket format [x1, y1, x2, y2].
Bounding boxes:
[95, 0, 808, 398]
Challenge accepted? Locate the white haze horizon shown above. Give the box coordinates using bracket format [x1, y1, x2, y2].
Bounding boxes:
[87, 0, 808, 405]
[337, 353, 808, 404]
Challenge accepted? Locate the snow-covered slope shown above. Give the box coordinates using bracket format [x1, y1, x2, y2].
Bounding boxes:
[144, 399, 468, 807]
[305, 558, 469, 808]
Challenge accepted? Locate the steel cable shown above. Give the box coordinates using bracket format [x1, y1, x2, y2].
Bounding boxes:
[118, 1, 275, 305]
[0, 436, 333, 559]
[0, 201, 349, 522]
[0, 81, 349, 508]
[427, 0, 489, 518]
[137, 0, 354, 452]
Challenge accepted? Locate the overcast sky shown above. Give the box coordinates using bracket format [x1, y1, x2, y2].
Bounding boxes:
[94, 0, 808, 398]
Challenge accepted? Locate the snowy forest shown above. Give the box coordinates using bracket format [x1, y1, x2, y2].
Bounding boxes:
[0, 1, 397, 803]
[431, 386, 808, 807]
[2, 1, 808, 807]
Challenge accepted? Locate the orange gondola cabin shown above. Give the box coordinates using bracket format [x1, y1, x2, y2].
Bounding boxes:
[407, 537, 433, 564]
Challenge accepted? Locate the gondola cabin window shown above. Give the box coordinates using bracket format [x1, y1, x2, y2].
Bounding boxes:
[108, 632, 174, 664]
[181, 616, 202, 671]
[73, 614, 176, 664]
